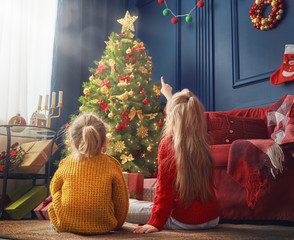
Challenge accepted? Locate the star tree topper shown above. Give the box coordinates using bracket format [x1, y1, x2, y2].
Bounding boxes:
[117, 10, 138, 33]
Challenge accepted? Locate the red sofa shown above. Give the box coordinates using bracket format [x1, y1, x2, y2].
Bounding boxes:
[207, 96, 294, 221]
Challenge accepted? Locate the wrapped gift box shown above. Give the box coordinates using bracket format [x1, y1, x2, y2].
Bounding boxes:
[143, 178, 157, 202]
[123, 172, 144, 200]
[14, 140, 58, 174]
[34, 195, 52, 220]
[5, 185, 47, 220]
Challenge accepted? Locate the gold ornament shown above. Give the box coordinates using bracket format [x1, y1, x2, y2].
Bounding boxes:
[79, 106, 84, 112]
[124, 63, 134, 74]
[255, 0, 261, 4]
[126, 48, 132, 54]
[137, 82, 141, 87]
[128, 90, 134, 97]
[144, 113, 158, 120]
[117, 81, 128, 87]
[115, 91, 129, 101]
[117, 11, 138, 33]
[105, 39, 116, 51]
[114, 141, 126, 153]
[106, 133, 114, 140]
[138, 66, 148, 74]
[271, 1, 277, 7]
[120, 154, 134, 164]
[90, 99, 98, 104]
[84, 88, 91, 96]
[137, 126, 148, 138]
[92, 77, 102, 86]
[89, 75, 94, 82]
[130, 73, 134, 79]
[129, 107, 144, 121]
[108, 112, 114, 119]
[147, 146, 153, 152]
[153, 85, 161, 96]
[100, 85, 109, 94]
[108, 59, 116, 75]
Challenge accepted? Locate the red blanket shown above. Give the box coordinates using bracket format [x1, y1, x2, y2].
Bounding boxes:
[227, 95, 294, 208]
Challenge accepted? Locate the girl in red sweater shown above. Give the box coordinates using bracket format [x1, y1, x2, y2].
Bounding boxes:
[128, 77, 220, 234]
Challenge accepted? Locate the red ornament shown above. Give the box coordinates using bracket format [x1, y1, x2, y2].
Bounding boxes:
[158, 120, 163, 127]
[197, 0, 205, 8]
[140, 89, 146, 94]
[115, 123, 122, 131]
[171, 17, 178, 24]
[142, 98, 148, 105]
[158, 0, 164, 4]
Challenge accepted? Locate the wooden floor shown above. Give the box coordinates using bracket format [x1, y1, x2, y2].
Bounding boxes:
[0, 220, 294, 240]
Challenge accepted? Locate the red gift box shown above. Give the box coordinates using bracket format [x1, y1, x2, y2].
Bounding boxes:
[123, 172, 144, 200]
[143, 178, 157, 202]
[34, 195, 52, 220]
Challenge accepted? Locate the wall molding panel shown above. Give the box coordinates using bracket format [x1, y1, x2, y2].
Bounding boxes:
[231, 0, 274, 88]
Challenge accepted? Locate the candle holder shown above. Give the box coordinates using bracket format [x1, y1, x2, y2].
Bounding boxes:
[47, 105, 62, 128]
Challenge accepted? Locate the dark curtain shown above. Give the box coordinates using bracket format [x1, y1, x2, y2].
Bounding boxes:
[50, 0, 127, 165]
[51, 0, 126, 130]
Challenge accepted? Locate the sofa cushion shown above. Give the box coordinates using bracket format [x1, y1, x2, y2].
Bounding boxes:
[206, 113, 268, 145]
[210, 144, 231, 167]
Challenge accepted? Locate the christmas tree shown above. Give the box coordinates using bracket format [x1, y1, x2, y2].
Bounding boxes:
[78, 11, 165, 177]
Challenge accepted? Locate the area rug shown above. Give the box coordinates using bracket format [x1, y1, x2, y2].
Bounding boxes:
[0, 220, 294, 240]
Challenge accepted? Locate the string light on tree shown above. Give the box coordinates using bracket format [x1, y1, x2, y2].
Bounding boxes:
[158, 0, 205, 24]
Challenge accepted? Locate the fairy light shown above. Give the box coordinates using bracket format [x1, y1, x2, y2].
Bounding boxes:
[158, 0, 205, 24]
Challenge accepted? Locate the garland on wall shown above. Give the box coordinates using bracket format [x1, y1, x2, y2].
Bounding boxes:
[249, 0, 284, 30]
[157, 0, 205, 24]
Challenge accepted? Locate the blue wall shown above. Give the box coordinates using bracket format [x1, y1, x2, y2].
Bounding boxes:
[130, 0, 294, 111]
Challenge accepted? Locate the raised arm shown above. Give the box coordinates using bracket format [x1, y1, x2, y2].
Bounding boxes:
[161, 76, 173, 101]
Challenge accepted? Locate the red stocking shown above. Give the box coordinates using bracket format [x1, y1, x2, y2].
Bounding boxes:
[270, 44, 294, 85]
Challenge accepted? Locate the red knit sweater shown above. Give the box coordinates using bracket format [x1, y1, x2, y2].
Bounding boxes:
[147, 136, 220, 230]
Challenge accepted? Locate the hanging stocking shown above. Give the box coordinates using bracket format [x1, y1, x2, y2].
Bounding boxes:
[270, 44, 294, 85]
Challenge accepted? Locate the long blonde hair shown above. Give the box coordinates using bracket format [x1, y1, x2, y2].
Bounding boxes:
[69, 114, 106, 159]
[162, 89, 214, 207]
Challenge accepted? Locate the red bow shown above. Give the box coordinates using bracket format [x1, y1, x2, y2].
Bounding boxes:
[118, 33, 125, 37]
[125, 55, 136, 64]
[97, 98, 109, 112]
[95, 63, 105, 74]
[118, 74, 130, 84]
[42, 196, 52, 207]
[100, 80, 111, 89]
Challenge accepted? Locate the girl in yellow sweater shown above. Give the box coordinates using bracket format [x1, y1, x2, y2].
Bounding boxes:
[49, 114, 129, 234]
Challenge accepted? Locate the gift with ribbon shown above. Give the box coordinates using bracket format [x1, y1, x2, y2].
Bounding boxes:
[34, 195, 52, 220]
[143, 178, 157, 202]
[123, 172, 144, 200]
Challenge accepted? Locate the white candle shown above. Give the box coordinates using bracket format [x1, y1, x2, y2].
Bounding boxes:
[51, 92, 56, 108]
[58, 91, 63, 107]
[38, 95, 42, 110]
[44, 94, 49, 110]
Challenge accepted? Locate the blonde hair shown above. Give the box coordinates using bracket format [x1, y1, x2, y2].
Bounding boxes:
[162, 89, 214, 208]
[69, 114, 106, 159]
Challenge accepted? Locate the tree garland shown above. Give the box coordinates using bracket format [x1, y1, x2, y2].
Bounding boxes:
[158, 0, 205, 24]
[249, 0, 284, 30]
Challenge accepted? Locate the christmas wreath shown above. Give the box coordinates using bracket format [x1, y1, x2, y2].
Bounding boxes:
[249, 0, 284, 31]
[0, 143, 26, 172]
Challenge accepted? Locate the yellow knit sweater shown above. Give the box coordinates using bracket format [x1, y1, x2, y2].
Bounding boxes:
[48, 153, 129, 234]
